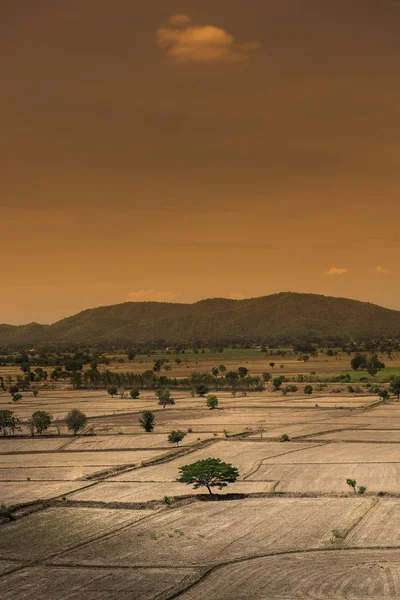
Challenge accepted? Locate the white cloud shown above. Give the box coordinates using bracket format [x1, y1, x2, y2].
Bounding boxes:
[325, 267, 348, 276]
[376, 265, 391, 275]
[156, 15, 260, 64]
[128, 289, 181, 302]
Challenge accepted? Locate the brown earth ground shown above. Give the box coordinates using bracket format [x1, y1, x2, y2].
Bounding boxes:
[2, 386, 400, 598]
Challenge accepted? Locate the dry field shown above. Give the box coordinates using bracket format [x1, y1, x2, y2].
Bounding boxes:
[2, 388, 400, 598]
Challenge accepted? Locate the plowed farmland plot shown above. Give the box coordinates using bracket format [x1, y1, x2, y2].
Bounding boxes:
[65, 433, 208, 451]
[248, 463, 400, 493]
[0, 481, 89, 505]
[317, 429, 400, 442]
[261, 442, 400, 463]
[4, 393, 400, 598]
[178, 549, 400, 599]
[54, 497, 371, 567]
[112, 440, 319, 482]
[0, 507, 153, 560]
[0, 565, 198, 600]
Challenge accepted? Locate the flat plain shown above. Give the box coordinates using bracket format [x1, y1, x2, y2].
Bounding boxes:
[2, 385, 400, 598]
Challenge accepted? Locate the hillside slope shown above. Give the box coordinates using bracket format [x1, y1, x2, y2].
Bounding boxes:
[1, 292, 400, 344]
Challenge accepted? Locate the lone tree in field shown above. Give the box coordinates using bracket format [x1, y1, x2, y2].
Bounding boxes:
[0, 410, 20, 437]
[304, 385, 313, 395]
[346, 478, 357, 494]
[107, 386, 118, 397]
[130, 389, 140, 399]
[66, 409, 88, 435]
[139, 410, 155, 432]
[12, 393, 22, 403]
[238, 367, 248, 378]
[389, 376, 400, 401]
[168, 430, 186, 446]
[156, 388, 175, 408]
[206, 394, 218, 410]
[177, 458, 239, 495]
[31, 411, 52, 435]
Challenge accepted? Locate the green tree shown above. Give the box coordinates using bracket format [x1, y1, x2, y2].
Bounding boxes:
[218, 364, 227, 373]
[107, 386, 118, 397]
[269, 362, 275, 368]
[195, 384, 209, 397]
[127, 349, 136, 361]
[177, 458, 239, 495]
[304, 385, 313, 395]
[0, 410, 20, 437]
[66, 409, 87, 435]
[346, 478, 357, 494]
[351, 353, 367, 371]
[156, 388, 175, 408]
[272, 376, 285, 390]
[168, 430, 186, 446]
[8, 385, 19, 397]
[365, 354, 385, 377]
[130, 389, 140, 399]
[212, 367, 219, 377]
[238, 367, 248, 378]
[31, 411, 53, 435]
[206, 394, 218, 410]
[263, 372, 271, 382]
[389, 376, 400, 401]
[139, 410, 155, 432]
[378, 389, 389, 402]
[12, 393, 22, 403]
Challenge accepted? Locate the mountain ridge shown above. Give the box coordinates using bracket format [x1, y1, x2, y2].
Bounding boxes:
[1, 292, 400, 344]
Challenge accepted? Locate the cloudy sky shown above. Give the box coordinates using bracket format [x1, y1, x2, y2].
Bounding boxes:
[2, 0, 400, 323]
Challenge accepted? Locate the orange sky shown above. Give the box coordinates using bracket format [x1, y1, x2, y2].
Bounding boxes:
[2, 0, 400, 324]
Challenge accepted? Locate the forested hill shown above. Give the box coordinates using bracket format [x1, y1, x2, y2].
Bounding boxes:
[1, 292, 400, 344]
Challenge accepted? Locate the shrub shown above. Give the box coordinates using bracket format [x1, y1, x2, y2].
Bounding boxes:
[280, 433, 290, 442]
[130, 389, 140, 399]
